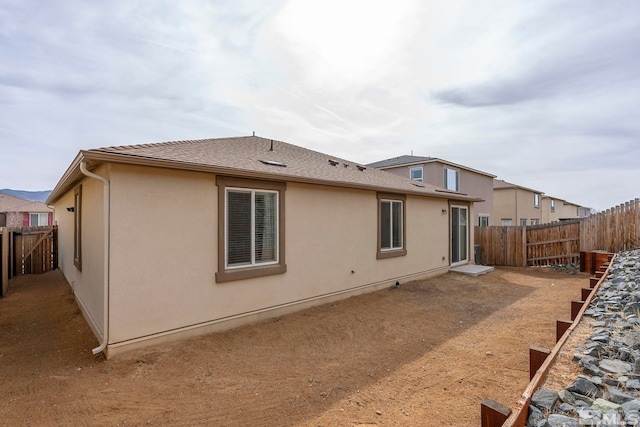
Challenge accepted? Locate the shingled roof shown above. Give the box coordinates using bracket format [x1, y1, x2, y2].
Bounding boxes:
[493, 179, 543, 194]
[368, 155, 497, 178]
[367, 155, 436, 169]
[0, 192, 52, 213]
[48, 136, 481, 204]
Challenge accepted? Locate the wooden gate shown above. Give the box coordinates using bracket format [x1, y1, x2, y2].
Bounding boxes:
[526, 220, 581, 266]
[0, 226, 58, 297]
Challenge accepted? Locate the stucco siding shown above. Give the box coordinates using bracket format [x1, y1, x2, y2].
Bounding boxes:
[104, 165, 454, 347]
[108, 165, 217, 343]
[54, 167, 106, 339]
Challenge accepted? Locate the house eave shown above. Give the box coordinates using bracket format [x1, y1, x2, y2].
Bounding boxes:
[47, 150, 481, 204]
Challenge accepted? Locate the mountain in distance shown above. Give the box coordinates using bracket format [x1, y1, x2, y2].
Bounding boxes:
[0, 189, 52, 203]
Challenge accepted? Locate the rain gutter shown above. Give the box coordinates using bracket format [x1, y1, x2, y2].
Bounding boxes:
[79, 161, 110, 356]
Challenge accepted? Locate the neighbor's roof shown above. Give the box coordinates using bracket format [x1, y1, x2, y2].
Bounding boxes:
[0, 192, 52, 213]
[47, 136, 482, 204]
[367, 155, 496, 178]
[493, 179, 544, 194]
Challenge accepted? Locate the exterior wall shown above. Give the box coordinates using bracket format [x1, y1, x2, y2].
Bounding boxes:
[382, 162, 493, 227]
[492, 188, 542, 226]
[4, 212, 24, 227]
[541, 198, 582, 223]
[54, 166, 107, 341]
[98, 164, 457, 355]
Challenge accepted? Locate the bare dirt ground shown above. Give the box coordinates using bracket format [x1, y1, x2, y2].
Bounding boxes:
[0, 267, 589, 426]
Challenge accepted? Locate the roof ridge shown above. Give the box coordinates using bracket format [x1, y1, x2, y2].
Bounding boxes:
[95, 135, 255, 152]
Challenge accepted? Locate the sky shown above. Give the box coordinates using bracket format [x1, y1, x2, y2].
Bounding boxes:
[1, 1, 639, 211]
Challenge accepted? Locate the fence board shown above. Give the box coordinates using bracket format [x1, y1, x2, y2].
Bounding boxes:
[1, 228, 8, 297]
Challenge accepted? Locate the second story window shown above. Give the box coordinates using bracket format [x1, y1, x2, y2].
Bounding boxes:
[534, 193, 540, 208]
[550, 199, 555, 212]
[444, 168, 459, 192]
[410, 167, 423, 182]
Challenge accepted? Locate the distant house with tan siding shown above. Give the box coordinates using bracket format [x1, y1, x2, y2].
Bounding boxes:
[541, 196, 590, 223]
[367, 156, 495, 227]
[47, 136, 480, 357]
[492, 179, 544, 226]
[0, 192, 53, 227]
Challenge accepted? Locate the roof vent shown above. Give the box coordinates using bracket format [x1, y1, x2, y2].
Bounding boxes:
[356, 165, 366, 172]
[328, 159, 339, 166]
[260, 160, 287, 167]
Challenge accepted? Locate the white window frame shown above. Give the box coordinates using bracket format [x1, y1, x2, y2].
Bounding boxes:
[225, 187, 279, 270]
[534, 193, 540, 208]
[410, 167, 423, 182]
[520, 218, 527, 227]
[29, 213, 48, 226]
[377, 193, 407, 259]
[443, 168, 459, 192]
[501, 219, 512, 226]
[550, 199, 555, 212]
[478, 215, 489, 227]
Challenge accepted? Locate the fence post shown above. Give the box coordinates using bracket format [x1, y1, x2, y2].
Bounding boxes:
[1, 227, 8, 297]
[481, 398, 511, 427]
[522, 225, 527, 267]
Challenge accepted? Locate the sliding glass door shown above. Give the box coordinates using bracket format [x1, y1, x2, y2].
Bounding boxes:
[451, 206, 468, 264]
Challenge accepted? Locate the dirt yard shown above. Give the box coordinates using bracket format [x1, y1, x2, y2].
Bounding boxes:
[0, 267, 589, 426]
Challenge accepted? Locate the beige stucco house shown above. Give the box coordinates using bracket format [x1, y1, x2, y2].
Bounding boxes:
[47, 136, 480, 357]
[492, 179, 545, 226]
[541, 196, 590, 223]
[367, 156, 495, 228]
[0, 192, 53, 227]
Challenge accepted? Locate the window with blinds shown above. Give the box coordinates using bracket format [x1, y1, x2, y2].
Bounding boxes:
[226, 188, 278, 268]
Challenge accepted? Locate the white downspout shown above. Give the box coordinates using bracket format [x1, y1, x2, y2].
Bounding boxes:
[79, 161, 110, 356]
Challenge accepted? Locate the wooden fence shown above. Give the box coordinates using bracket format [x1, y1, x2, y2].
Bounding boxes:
[475, 226, 527, 267]
[580, 198, 640, 253]
[0, 225, 58, 297]
[475, 197, 640, 267]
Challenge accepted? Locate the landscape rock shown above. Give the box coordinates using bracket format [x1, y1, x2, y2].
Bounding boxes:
[566, 377, 602, 399]
[526, 404, 545, 427]
[527, 250, 640, 424]
[531, 388, 559, 412]
[591, 397, 621, 415]
[599, 358, 632, 375]
[606, 387, 635, 404]
[547, 413, 580, 426]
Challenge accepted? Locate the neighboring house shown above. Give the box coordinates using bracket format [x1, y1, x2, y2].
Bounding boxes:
[47, 136, 480, 357]
[0, 192, 53, 227]
[541, 196, 590, 223]
[492, 179, 544, 226]
[367, 155, 496, 228]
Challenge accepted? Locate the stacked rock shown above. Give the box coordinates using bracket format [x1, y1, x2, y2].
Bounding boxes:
[528, 249, 640, 426]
